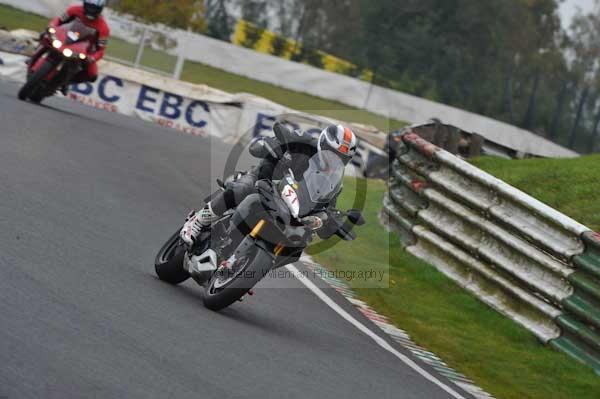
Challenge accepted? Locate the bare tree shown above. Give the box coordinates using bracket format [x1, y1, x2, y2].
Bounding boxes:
[566, 0, 600, 148]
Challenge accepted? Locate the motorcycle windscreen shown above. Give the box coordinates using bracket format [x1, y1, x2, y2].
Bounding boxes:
[301, 151, 344, 204]
[62, 19, 97, 44]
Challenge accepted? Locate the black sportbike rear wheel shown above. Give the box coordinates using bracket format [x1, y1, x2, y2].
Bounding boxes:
[203, 242, 273, 311]
[155, 229, 190, 285]
[18, 60, 55, 102]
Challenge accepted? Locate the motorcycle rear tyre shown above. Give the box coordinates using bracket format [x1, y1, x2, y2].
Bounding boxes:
[155, 229, 190, 285]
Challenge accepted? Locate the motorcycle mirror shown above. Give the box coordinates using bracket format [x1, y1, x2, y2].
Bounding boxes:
[273, 122, 291, 152]
[336, 226, 357, 241]
[346, 209, 365, 226]
[249, 138, 270, 159]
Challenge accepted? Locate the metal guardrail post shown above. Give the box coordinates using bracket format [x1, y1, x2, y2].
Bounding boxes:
[173, 28, 191, 80]
[173, 53, 185, 80]
[134, 27, 148, 69]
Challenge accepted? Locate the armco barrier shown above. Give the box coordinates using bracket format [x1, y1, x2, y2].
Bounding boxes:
[382, 129, 600, 373]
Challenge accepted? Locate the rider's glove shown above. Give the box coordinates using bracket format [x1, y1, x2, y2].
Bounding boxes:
[300, 215, 324, 231]
[316, 210, 341, 240]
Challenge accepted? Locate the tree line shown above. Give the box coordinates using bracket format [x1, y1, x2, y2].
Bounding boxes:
[112, 0, 600, 153]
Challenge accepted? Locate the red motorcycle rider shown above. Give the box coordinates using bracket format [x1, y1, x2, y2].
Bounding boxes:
[30, 0, 109, 92]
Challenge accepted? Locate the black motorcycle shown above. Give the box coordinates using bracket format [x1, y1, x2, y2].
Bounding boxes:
[154, 150, 365, 311]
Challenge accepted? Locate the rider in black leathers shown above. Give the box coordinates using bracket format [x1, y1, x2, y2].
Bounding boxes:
[180, 122, 358, 245]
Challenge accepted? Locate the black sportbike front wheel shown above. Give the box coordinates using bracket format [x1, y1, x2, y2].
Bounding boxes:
[203, 242, 273, 311]
[18, 60, 55, 102]
[154, 229, 190, 285]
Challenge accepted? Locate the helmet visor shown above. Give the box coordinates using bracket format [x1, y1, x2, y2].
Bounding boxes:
[84, 3, 103, 18]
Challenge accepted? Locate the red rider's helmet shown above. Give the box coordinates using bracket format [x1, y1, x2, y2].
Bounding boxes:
[83, 0, 106, 20]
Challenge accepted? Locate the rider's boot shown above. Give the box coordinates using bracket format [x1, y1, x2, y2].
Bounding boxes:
[59, 85, 69, 96]
[180, 203, 219, 246]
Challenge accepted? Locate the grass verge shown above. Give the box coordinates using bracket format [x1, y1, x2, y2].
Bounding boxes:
[471, 155, 600, 231]
[307, 159, 600, 399]
[0, 4, 405, 131]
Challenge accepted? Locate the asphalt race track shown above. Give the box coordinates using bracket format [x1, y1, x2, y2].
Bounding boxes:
[0, 79, 477, 399]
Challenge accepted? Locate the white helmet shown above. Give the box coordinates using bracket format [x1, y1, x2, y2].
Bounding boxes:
[318, 124, 358, 164]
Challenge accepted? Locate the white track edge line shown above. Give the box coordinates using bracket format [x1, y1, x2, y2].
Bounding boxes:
[285, 264, 468, 399]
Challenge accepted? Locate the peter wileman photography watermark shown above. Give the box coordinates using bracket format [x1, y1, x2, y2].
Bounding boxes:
[213, 265, 389, 289]
[269, 267, 387, 284]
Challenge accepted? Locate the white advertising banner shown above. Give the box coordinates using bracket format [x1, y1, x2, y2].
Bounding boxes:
[0, 50, 27, 82]
[68, 75, 242, 140]
[0, 51, 387, 177]
[0, 51, 255, 141]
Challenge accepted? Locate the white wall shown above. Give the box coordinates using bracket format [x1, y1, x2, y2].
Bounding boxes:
[0, 0, 70, 16]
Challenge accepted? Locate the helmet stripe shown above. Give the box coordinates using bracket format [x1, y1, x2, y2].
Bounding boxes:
[343, 127, 353, 145]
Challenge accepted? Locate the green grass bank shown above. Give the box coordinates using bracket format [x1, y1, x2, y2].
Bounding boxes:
[309, 155, 600, 399]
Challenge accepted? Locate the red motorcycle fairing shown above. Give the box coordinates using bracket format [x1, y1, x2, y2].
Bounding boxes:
[19, 19, 97, 103]
[30, 53, 60, 81]
[28, 18, 96, 81]
[30, 55, 47, 73]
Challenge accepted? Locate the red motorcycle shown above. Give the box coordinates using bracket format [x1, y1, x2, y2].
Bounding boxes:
[18, 18, 95, 103]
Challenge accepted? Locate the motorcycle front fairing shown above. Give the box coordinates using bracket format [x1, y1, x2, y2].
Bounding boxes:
[232, 189, 311, 249]
[31, 18, 96, 78]
[226, 151, 346, 268]
[52, 19, 96, 55]
[226, 190, 308, 274]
